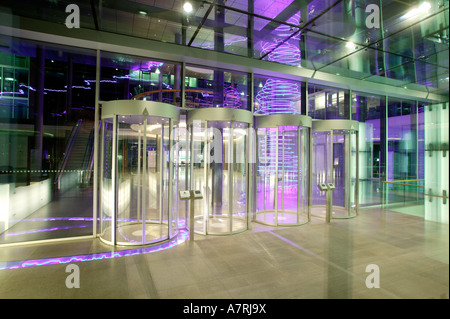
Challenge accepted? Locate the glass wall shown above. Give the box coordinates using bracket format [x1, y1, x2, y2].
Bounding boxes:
[418, 102, 426, 180]
[3, 0, 448, 97]
[0, 38, 96, 244]
[100, 52, 182, 105]
[384, 98, 422, 206]
[254, 75, 301, 115]
[0, 33, 441, 245]
[0, 52, 30, 120]
[352, 92, 385, 206]
[187, 3, 249, 57]
[253, 9, 302, 67]
[308, 84, 350, 119]
[184, 65, 249, 110]
[387, 98, 418, 181]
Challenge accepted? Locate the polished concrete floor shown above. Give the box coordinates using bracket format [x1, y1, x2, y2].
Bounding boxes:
[0, 207, 448, 299]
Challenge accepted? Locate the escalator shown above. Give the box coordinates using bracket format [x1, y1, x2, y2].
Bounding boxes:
[55, 119, 95, 191]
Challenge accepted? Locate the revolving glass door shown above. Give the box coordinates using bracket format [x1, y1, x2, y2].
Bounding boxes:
[312, 120, 359, 219]
[255, 115, 311, 226]
[187, 108, 253, 235]
[99, 100, 180, 246]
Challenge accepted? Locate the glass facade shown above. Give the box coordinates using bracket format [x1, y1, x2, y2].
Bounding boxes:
[100, 52, 182, 105]
[308, 84, 350, 120]
[0, 0, 448, 245]
[352, 92, 385, 206]
[254, 75, 301, 115]
[387, 98, 418, 181]
[0, 39, 97, 244]
[184, 65, 249, 110]
[2, 1, 448, 94]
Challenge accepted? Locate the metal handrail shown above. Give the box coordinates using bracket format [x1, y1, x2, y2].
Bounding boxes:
[382, 179, 448, 205]
[382, 180, 425, 188]
[54, 119, 82, 185]
[87, 121, 101, 183]
[81, 127, 95, 184]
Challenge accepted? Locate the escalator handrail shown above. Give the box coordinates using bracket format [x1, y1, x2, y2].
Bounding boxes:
[54, 119, 83, 185]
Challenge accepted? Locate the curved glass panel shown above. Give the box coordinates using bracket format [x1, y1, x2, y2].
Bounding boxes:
[100, 118, 114, 241]
[100, 110, 178, 246]
[189, 120, 249, 235]
[255, 125, 310, 226]
[312, 124, 358, 219]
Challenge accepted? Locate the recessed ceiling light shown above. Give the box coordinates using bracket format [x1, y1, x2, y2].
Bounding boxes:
[183, 2, 193, 13]
[138, 11, 147, 16]
[419, 2, 431, 11]
[402, 2, 431, 19]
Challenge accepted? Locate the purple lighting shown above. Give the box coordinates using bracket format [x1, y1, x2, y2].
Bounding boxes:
[223, 85, 243, 109]
[0, 230, 189, 271]
[256, 11, 301, 115]
[255, 78, 300, 114]
[254, 0, 296, 31]
[262, 42, 301, 66]
[5, 224, 90, 237]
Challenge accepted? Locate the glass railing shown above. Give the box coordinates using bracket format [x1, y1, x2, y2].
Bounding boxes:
[382, 179, 425, 208]
[382, 179, 449, 219]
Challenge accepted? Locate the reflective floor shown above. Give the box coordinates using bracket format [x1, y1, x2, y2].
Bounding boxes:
[0, 187, 94, 244]
[0, 206, 448, 299]
[311, 206, 357, 219]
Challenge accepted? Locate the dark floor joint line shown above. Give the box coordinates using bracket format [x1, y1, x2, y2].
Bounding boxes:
[133, 254, 159, 299]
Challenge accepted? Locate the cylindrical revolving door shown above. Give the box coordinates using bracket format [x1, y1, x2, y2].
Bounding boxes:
[312, 120, 359, 219]
[187, 108, 253, 235]
[254, 115, 311, 226]
[99, 100, 180, 246]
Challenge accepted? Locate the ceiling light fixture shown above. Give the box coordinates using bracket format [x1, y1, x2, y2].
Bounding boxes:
[402, 2, 431, 19]
[419, 2, 432, 11]
[183, 2, 193, 13]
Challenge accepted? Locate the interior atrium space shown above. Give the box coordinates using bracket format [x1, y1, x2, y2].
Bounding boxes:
[0, 0, 448, 302]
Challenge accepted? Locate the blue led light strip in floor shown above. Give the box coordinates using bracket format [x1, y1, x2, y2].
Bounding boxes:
[0, 230, 189, 271]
